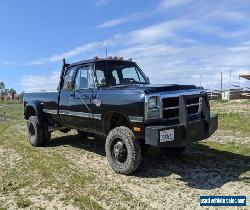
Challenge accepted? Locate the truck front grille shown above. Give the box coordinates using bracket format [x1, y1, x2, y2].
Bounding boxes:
[163, 108, 179, 119]
[162, 96, 201, 121]
[162, 98, 179, 120]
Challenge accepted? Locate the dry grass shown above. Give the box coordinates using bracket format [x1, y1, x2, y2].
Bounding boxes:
[0, 100, 249, 209]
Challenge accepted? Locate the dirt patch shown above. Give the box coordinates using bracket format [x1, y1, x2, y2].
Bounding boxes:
[0, 188, 79, 210]
[211, 100, 250, 113]
[29, 188, 79, 210]
[47, 135, 250, 210]
[205, 130, 250, 145]
[3, 124, 26, 137]
[0, 102, 249, 209]
[0, 115, 10, 122]
[0, 147, 22, 168]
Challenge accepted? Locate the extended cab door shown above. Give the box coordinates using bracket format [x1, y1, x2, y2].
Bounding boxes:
[67, 64, 96, 130]
[59, 66, 76, 127]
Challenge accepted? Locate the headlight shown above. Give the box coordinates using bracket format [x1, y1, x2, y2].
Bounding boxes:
[148, 97, 158, 109]
[147, 109, 160, 118]
[146, 96, 162, 121]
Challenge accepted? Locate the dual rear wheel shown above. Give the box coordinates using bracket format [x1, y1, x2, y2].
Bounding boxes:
[27, 116, 51, 147]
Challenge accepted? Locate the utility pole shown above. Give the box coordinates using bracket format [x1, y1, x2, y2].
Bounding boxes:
[230, 69, 232, 89]
[200, 74, 202, 87]
[221, 72, 223, 93]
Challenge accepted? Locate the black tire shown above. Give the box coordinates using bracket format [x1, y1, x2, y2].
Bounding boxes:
[77, 130, 89, 138]
[160, 147, 185, 157]
[43, 123, 51, 144]
[27, 116, 45, 147]
[105, 126, 141, 174]
[140, 143, 150, 156]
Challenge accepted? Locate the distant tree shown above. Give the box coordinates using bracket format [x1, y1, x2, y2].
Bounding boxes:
[0, 82, 5, 102]
[4, 89, 9, 95]
[9, 88, 17, 99]
[0, 82, 5, 90]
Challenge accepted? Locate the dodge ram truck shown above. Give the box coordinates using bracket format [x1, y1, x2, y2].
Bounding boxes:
[24, 57, 218, 174]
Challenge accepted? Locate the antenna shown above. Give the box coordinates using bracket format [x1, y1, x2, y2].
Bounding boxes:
[221, 72, 223, 92]
[105, 40, 108, 58]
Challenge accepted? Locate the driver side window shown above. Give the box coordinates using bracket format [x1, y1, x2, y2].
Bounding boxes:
[75, 66, 95, 89]
[63, 67, 75, 90]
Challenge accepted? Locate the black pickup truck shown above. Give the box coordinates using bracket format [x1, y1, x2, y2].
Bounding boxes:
[24, 57, 218, 174]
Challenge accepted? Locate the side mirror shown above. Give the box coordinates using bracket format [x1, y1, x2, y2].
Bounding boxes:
[64, 80, 75, 91]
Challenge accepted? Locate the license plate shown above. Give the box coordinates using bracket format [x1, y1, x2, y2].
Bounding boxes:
[160, 129, 175, 142]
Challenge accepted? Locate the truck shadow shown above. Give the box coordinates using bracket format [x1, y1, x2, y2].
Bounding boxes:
[138, 144, 250, 190]
[49, 134, 250, 190]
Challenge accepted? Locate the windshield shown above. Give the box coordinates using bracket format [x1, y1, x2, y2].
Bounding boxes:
[95, 61, 149, 87]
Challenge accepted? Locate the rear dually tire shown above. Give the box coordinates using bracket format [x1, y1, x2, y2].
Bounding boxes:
[27, 116, 50, 147]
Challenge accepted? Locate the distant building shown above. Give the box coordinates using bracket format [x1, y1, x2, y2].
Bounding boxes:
[240, 74, 250, 80]
[222, 88, 250, 100]
[206, 91, 222, 100]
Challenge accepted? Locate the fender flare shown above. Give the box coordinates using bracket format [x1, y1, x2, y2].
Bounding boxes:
[102, 111, 131, 134]
[25, 101, 45, 123]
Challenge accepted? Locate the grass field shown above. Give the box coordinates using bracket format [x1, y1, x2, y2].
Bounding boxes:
[0, 100, 249, 209]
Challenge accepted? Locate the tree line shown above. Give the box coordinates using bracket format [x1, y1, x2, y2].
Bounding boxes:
[0, 81, 21, 102]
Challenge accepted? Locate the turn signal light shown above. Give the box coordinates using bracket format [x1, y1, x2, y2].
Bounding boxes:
[134, 127, 141, 132]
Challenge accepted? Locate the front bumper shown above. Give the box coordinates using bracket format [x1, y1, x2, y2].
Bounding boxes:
[145, 114, 218, 147]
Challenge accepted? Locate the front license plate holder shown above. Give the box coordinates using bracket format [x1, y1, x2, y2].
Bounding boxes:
[160, 129, 175, 142]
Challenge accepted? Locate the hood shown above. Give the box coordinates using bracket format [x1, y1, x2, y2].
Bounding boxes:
[107, 84, 199, 94]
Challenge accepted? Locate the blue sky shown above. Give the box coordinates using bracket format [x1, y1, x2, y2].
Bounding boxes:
[1, 0, 250, 92]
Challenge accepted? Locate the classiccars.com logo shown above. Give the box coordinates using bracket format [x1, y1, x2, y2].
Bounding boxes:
[200, 196, 247, 206]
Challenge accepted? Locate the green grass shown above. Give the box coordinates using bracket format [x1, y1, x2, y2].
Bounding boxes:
[211, 99, 250, 105]
[217, 112, 250, 133]
[16, 195, 32, 208]
[0, 99, 22, 105]
[73, 196, 104, 210]
[0, 100, 249, 209]
[0, 102, 101, 209]
[0, 103, 23, 121]
[210, 99, 250, 134]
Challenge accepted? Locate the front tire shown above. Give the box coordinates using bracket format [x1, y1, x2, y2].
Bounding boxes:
[105, 126, 141, 174]
[160, 147, 185, 157]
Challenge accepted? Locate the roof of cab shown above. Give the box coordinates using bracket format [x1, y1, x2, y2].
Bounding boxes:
[69, 57, 134, 67]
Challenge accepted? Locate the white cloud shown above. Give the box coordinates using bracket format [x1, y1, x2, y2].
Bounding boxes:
[211, 10, 247, 21]
[97, 12, 144, 28]
[128, 20, 193, 44]
[193, 23, 248, 39]
[157, 0, 193, 10]
[26, 42, 103, 65]
[24, 0, 250, 91]
[21, 71, 60, 92]
[98, 18, 127, 28]
[96, 0, 191, 29]
[229, 41, 250, 52]
[95, 0, 110, 6]
[2, 61, 11, 66]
